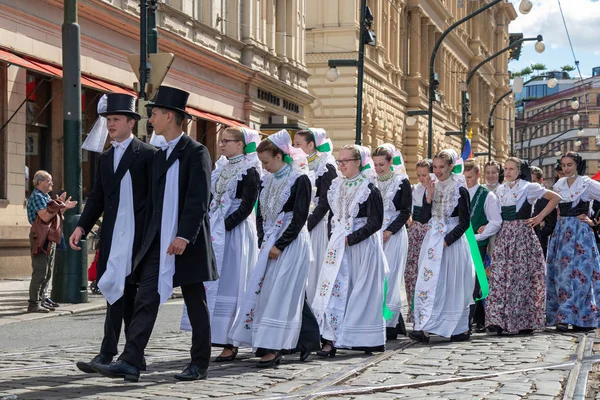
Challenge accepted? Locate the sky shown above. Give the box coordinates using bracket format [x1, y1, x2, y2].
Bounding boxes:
[508, 0, 599, 78]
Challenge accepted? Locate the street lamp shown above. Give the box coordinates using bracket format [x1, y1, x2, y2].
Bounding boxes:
[572, 100, 580, 110]
[578, 128, 585, 136]
[425, 0, 535, 158]
[534, 41, 545, 54]
[325, 67, 340, 82]
[461, 34, 544, 148]
[547, 78, 558, 89]
[573, 113, 580, 123]
[405, 109, 429, 128]
[325, 0, 376, 145]
[519, 0, 533, 14]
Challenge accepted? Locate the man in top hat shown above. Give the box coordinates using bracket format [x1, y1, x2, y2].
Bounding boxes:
[91, 86, 217, 382]
[69, 93, 156, 373]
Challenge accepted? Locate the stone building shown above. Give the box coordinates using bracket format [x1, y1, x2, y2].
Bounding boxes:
[0, 0, 310, 277]
[305, 0, 517, 173]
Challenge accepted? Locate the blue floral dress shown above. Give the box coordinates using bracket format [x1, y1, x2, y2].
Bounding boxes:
[546, 176, 600, 328]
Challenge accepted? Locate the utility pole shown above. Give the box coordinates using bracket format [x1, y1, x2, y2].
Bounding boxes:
[52, 0, 87, 303]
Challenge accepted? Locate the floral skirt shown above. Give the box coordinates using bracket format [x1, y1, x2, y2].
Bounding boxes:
[486, 220, 546, 333]
[405, 222, 428, 323]
[546, 216, 600, 327]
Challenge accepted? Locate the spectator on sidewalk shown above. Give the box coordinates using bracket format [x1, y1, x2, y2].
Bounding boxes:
[26, 170, 76, 313]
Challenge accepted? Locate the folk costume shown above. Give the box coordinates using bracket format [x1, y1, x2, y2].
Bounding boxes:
[405, 181, 429, 324]
[75, 94, 156, 372]
[532, 195, 558, 258]
[412, 150, 474, 340]
[486, 162, 547, 334]
[466, 182, 501, 331]
[305, 128, 338, 306]
[93, 86, 218, 382]
[180, 129, 261, 349]
[230, 130, 313, 361]
[375, 144, 411, 339]
[546, 163, 600, 329]
[312, 146, 387, 352]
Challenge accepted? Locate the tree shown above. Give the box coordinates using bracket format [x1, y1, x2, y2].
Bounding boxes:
[519, 67, 533, 77]
[530, 63, 547, 76]
[561, 65, 576, 78]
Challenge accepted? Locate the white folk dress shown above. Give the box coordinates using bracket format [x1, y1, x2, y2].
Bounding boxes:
[312, 174, 387, 350]
[306, 154, 337, 306]
[414, 177, 475, 338]
[230, 165, 311, 352]
[376, 173, 409, 329]
[180, 155, 259, 346]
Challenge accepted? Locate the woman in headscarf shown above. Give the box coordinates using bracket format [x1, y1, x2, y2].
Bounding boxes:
[230, 130, 311, 367]
[312, 145, 387, 357]
[486, 157, 560, 335]
[372, 144, 411, 339]
[180, 127, 261, 362]
[546, 152, 600, 332]
[405, 159, 433, 324]
[483, 160, 504, 194]
[293, 128, 338, 305]
[409, 149, 474, 343]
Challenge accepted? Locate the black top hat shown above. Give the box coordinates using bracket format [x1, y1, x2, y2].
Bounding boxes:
[146, 86, 192, 119]
[99, 93, 141, 121]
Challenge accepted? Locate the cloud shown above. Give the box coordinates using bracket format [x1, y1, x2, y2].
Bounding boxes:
[509, 0, 599, 53]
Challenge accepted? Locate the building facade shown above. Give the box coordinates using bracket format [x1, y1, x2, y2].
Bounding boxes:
[514, 77, 600, 186]
[0, 0, 310, 277]
[305, 0, 517, 175]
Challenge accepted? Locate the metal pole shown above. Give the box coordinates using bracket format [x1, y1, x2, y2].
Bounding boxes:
[52, 0, 87, 303]
[148, 0, 158, 54]
[355, 0, 367, 146]
[461, 35, 542, 149]
[427, 0, 503, 158]
[139, 0, 149, 99]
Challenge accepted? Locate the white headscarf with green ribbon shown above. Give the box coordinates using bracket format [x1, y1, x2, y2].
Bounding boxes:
[307, 128, 333, 155]
[376, 143, 408, 180]
[354, 145, 375, 174]
[267, 129, 308, 170]
[439, 148, 488, 301]
[240, 127, 261, 155]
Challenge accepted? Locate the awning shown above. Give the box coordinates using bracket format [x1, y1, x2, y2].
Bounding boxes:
[0, 47, 136, 95]
[186, 107, 248, 128]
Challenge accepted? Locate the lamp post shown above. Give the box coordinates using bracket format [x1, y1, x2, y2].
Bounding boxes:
[530, 129, 585, 167]
[424, 0, 534, 159]
[52, 0, 87, 303]
[460, 35, 544, 149]
[325, 0, 375, 145]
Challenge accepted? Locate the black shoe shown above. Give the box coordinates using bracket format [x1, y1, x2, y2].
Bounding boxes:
[215, 347, 238, 362]
[572, 325, 595, 332]
[90, 359, 140, 382]
[474, 322, 486, 333]
[174, 363, 208, 381]
[298, 345, 310, 362]
[256, 352, 282, 368]
[450, 332, 471, 342]
[518, 329, 534, 335]
[27, 304, 50, 313]
[316, 344, 337, 358]
[40, 302, 55, 311]
[408, 330, 430, 344]
[487, 325, 503, 335]
[44, 298, 60, 307]
[76, 354, 113, 374]
[555, 323, 569, 332]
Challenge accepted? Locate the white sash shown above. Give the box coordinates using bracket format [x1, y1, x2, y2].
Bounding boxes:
[158, 159, 179, 304]
[97, 171, 135, 304]
[229, 211, 293, 346]
[413, 216, 454, 330]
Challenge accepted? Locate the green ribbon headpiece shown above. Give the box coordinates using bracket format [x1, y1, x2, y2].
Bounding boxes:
[283, 154, 293, 164]
[316, 142, 332, 153]
[392, 155, 402, 166]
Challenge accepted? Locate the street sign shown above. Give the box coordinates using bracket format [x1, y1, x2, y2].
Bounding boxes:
[127, 52, 174, 99]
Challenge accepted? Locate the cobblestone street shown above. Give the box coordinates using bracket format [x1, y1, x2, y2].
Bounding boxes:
[0, 298, 594, 400]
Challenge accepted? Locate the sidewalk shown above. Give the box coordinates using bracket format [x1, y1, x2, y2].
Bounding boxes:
[0, 278, 107, 326]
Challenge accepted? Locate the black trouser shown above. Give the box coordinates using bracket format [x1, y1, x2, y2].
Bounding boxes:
[118, 237, 211, 371]
[100, 283, 137, 357]
[469, 244, 487, 330]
